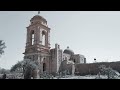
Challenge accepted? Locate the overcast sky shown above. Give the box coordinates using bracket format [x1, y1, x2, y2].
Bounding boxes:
[0, 11, 120, 69]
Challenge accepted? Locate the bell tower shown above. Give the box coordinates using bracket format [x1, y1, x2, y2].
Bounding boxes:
[23, 12, 51, 74]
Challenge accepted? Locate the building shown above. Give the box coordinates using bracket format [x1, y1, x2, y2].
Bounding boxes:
[23, 12, 86, 75]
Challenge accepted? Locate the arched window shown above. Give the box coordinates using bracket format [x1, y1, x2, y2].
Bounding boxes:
[31, 30, 34, 45]
[42, 31, 46, 46]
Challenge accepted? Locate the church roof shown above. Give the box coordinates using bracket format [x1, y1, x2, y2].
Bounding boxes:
[30, 15, 47, 22]
[63, 46, 74, 55]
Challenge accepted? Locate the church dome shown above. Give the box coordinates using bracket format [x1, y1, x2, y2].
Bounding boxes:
[63, 46, 74, 55]
[30, 15, 47, 22]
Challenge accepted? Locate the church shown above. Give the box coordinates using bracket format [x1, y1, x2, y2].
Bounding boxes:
[23, 12, 86, 75]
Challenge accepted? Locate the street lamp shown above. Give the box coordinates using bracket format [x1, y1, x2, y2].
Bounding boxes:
[94, 58, 96, 63]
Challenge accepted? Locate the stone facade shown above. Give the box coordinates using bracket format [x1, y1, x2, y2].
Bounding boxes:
[50, 44, 63, 74]
[23, 13, 86, 76]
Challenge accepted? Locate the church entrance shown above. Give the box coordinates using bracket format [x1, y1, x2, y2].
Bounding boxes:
[43, 63, 46, 72]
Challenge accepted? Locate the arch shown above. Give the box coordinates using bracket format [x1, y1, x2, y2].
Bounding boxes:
[43, 63, 46, 72]
[31, 30, 34, 45]
[42, 31, 46, 46]
[43, 58, 46, 72]
[74, 59, 76, 63]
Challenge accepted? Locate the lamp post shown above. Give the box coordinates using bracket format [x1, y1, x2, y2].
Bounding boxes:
[94, 58, 96, 63]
